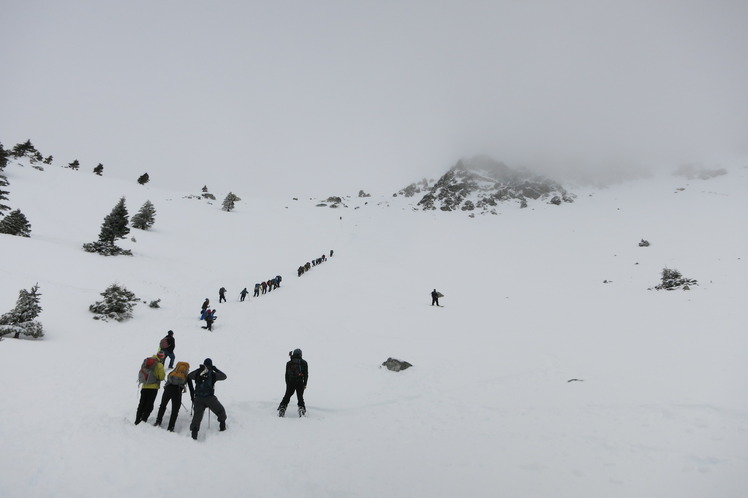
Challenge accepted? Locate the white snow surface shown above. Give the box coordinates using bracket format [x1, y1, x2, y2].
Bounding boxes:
[1, 163, 747, 498]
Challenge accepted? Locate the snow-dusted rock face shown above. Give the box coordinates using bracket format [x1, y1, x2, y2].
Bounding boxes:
[399, 157, 576, 213]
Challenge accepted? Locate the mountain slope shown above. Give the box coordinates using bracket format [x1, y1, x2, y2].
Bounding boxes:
[1, 161, 747, 498]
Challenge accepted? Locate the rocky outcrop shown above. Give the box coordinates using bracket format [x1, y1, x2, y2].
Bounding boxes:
[409, 157, 575, 213]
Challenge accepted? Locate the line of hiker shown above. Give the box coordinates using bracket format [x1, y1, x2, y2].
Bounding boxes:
[135, 334, 309, 440]
[253, 275, 282, 297]
[297, 250, 332, 277]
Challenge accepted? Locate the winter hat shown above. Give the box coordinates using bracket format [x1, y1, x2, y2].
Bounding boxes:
[203, 358, 213, 368]
[167, 330, 173, 336]
[157, 351, 165, 358]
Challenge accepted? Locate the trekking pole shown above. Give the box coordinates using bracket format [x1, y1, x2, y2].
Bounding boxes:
[208, 409, 211, 429]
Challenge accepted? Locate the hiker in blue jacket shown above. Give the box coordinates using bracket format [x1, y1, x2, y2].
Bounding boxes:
[187, 358, 227, 440]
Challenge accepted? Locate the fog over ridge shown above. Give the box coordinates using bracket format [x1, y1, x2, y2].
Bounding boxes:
[1, 0, 746, 195]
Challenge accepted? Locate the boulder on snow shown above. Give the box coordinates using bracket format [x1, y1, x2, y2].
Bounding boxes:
[381, 358, 413, 372]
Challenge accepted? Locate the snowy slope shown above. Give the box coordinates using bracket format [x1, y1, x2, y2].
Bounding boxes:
[0, 161, 747, 498]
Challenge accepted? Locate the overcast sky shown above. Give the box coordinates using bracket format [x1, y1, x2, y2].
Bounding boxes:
[2, 0, 747, 195]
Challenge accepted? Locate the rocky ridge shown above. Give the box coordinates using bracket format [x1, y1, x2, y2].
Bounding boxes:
[396, 157, 575, 214]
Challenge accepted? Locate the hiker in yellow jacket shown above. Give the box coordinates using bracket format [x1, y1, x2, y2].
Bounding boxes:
[135, 352, 166, 425]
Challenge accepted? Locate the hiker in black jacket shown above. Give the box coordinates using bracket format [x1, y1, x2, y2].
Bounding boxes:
[187, 358, 227, 440]
[431, 289, 440, 306]
[160, 330, 176, 369]
[277, 348, 308, 417]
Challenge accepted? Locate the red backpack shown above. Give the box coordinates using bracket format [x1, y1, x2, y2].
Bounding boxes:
[138, 357, 159, 385]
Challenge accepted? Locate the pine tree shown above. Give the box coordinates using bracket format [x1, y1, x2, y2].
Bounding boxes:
[0, 141, 8, 170]
[11, 140, 36, 158]
[98, 197, 130, 244]
[222, 192, 241, 212]
[43, 155, 54, 165]
[0, 283, 44, 339]
[89, 283, 138, 321]
[0, 174, 9, 216]
[68, 159, 80, 170]
[93, 163, 104, 176]
[0, 209, 31, 237]
[82, 197, 132, 255]
[131, 200, 156, 230]
[137, 173, 150, 185]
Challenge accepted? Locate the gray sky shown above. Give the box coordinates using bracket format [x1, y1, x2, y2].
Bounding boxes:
[2, 0, 747, 195]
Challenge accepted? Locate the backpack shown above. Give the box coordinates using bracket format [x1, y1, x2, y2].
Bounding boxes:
[287, 358, 305, 380]
[138, 357, 159, 385]
[166, 361, 190, 386]
[194, 368, 215, 398]
[159, 336, 169, 349]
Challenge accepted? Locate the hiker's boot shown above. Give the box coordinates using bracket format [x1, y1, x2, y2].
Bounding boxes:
[134, 418, 141, 425]
[298, 406, 306, 417]
[191, 430, 198, 440]
[153, 420, 161, 427]
[167, 426, 174, 432]
[278, 405, 287, 417]
[219, 421, 226, 431]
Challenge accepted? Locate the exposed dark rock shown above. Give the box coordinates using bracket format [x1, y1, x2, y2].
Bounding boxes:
[381, 358, 413, 372]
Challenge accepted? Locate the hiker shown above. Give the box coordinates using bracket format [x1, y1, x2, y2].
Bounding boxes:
[154, 361, 190, 431]
[202, 309, 216, 331]
[187, 358, 227, 440]
[200, 298, 210, 319]
[431, 289, 440, 306]
[239, 288, 249, 302]
[277, 348, 309, 417]
[218, 287, 227, 303]
[159, 330, 176, 369]
[267, 279, 273, 292]
[253, 283, 260, 297]
[261, 281, 267, 295]
[275, 275, 282, 287]
[330, 249, 333, 257]
[135, 352, 166, 425]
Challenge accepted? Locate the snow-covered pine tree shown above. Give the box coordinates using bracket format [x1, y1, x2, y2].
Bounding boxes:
[137, 173, 149, 185]
[131, 200, 156, 230]
[0, 174, 9, 216]
[68, 159, 80, 170]
[89, 283, 138, 321]
[93, 163, 103, 176]
[0, 209, 31, 237]
[222, 192, 241, 212]
[82, 197, 132, 255]
[0, 283, 44, 339]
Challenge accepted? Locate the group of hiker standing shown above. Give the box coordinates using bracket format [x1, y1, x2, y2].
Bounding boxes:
[135, 330, 309, 440]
